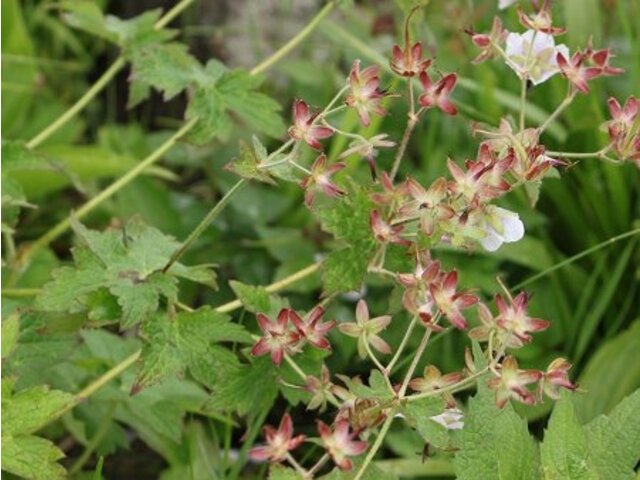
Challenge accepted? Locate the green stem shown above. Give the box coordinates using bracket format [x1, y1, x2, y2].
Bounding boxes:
[25, 0, 195, 149]
[513, 227, 640, 290]
[398, 326, 432, 397]
[26, 58, 126, 149]
[249, 1, 335, 76]
[68, 403, 116, 475]
[545, 148, 607, 159]
[1, 288, 40, 298]
[539, 91, 575, 133]
[23, 118, 197, 261]
[519, 78, 527, 130]
[390, 114, 418, 181]
[385, 315, 418, 376]
[215, 262, 321, 313]
[353, 414, 395, 480]
[162, 179, 246, 272]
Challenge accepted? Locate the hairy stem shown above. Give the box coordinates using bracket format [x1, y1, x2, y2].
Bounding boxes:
[25, 0, 195, 149]
[162, 179, 246, 272]
[353, 414, 395, 480]
[249, 1, 335, 76]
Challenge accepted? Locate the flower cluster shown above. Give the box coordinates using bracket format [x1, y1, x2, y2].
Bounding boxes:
[603, 96, 640, 165]
[251, 306, 336, 366]
[246, 1, 629, 474]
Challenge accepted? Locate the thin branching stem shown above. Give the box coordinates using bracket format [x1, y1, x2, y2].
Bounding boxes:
[25, 0, 196, 149]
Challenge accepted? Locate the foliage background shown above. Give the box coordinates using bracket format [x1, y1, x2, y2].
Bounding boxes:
[2, 0, 639, 478]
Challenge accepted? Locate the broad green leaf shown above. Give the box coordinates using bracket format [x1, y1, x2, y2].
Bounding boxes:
[2, 434, 66, 480]
[400, 396, 451, 450]
[62, 2, 173, 47]
[127, 42, 201, 104]
[134, 308, 251, 391]
[584, 389, 640, 480]
[540, 392, 597, 480]
[185, 67, 284, 144]
[269, 465, 304, 479]
[572, 321, 640, 423]
[36, 218, 205, 329]
[454, 382, 539, 480]
[1, 311, 20, 360]
[316, 187, 376, 294]
[319, 457, 397, 479]
[2, 385, 75, 435]
[205, 356, 278, 415]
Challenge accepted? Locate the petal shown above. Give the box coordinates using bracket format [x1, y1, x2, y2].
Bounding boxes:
[256, 313, 272, 333]
[356, 299, 369, 324]
[251, 338, 270, 357]
[279, 413, 293, 438]
[249, 446, 272, 461]
[369, 335, 391, 355]
[338, 322, 361, 337]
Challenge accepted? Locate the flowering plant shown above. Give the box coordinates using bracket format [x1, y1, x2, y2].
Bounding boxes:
[2, 1, 639, 479]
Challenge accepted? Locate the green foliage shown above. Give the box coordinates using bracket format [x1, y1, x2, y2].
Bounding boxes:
[400, 397, 451, 450]
[540, 392, 597, 480]
[454, 382, 540, 480]
[205, 356, 279, 416]
[583, 389, 640, 480]
[36, 218, 215, 329]
[1, 381, 75, 479]
[229, 279, 288, 315]
[269, 465, 304, 479]
[1, 311, 20, 360]
[316, 186, 376, 294]
[225, 137, 278, 184]
[134, 307, 252, 391]
[185, 62, 285, 144]
[572, 321, 640, 423]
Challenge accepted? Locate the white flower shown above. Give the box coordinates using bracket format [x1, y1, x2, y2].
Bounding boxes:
[504, 30, 569, 85]
[430, 408, 464, 430]
[480, 206, 525, 252]
[498, 0, 519, 9]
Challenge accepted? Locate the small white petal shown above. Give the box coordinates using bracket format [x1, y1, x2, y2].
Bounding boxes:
[498, 0, 519, 9]
[480, 228, 504, 252]
[430, 409, 465, 430]
[495, 208, 525, 242]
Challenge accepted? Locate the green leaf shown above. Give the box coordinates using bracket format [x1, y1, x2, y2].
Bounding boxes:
[229, 280, 288, 315]
[572, 321, 640, 423]
[1, 311, 20, 360]
[62, 2, 173, 47]
[2, 434, 66, 480]
[269, 465, 304, 480]
[454, 382, 539, 480]
[319, 457, 397, 479]
[127, 42, 201, 105]
[185, 67, 284, 145]
[36, 218, 204, 329]
[584, 389, 640, 480]
[134, 308, 251, 391]
[2, 385, 75, 435]
[400, 397, 451, 450]
[316, 187, 376, 294]
[225, 138, 277, 184]
[205, 356, 278, 415]
[540, 392, 597, 480]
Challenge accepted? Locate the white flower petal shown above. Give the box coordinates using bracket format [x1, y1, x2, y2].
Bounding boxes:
[430, 408, 465, 430]
[498, 0, 519, 9]
[480, 227, 504, 252]
[494, 207, 525, 242]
